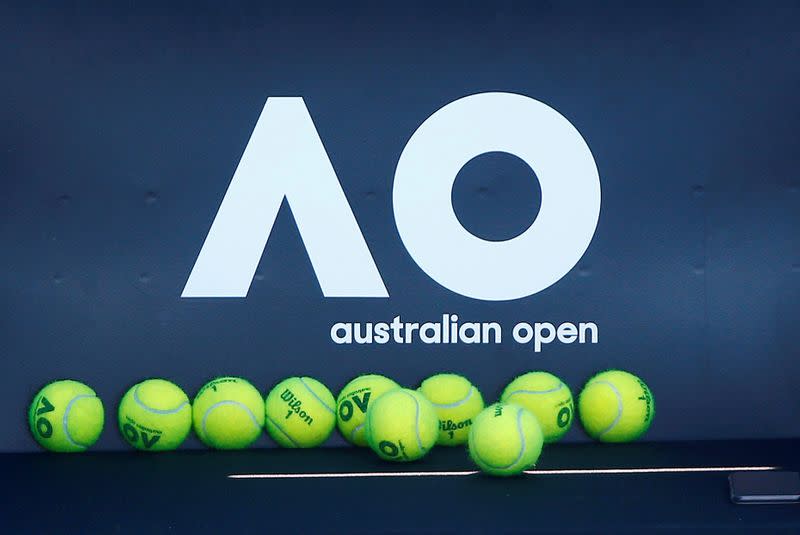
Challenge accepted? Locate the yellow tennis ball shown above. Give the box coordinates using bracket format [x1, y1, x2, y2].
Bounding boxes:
[28, 380, 104, 453]
[365, 388, 438, 462]
[193, 377, 265, 449]
[418, 373, 484, 446]
[468, 402, 543, 477]
[336, 374, 400, 446]
[265, 377, 337, 448]
[118, 379, 192, 451]
[501, 371, 574, 443]
[578, 370, 655, 443]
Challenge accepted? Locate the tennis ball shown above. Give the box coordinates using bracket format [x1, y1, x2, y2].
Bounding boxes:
[418, 373, 484, 446]
[336, 374, 400, 446]
[265, 377, 337, 448]
[365, 388, 438, 462]
[118, 379, 191, 451]
[578, 370, 655, 442]
[193, 377, 265, 449]
[501, 371, 574, 443]
[468, 402, 543, 477]
[29, 380, 104, 452]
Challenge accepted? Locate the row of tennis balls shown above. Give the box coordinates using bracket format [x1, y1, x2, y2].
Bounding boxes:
[351, 369, 654, 475]
[29, 370, 653, 468]
[30, 376, 333, 452]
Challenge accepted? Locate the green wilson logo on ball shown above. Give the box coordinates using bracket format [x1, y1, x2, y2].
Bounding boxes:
[265, 377, 337, 448]
[417, 373, 485, 446]
[278, 388, 316, 425]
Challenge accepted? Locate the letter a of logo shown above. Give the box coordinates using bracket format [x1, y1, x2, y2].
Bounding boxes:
[182, 97, 388, 298]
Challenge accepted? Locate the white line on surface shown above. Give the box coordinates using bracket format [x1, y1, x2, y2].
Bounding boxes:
[228, 465, 779, 479]
[533, 466, 779, 475]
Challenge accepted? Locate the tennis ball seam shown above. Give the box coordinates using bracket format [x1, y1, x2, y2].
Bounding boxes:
[427, 386, 475, 409]
[201, 400, 261, 439]
[133, 384, 188, 414]
[349, 423, 364, 443]
[63, 394, 96, 449]
[505, 384, 564, 397]
[266, 416, 299, 447]
[473, 407, 527, 471]
[298, 378, 335, 414]
[590, 380, 623, 438]
[399, 390, 424, 452]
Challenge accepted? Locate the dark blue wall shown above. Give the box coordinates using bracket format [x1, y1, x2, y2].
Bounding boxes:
[1, 1, 798, 451]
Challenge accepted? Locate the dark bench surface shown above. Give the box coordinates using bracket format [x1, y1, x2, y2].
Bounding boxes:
[4, 439, 799, 533]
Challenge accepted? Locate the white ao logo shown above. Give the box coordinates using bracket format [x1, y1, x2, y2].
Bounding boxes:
[182, 92, 601, 301]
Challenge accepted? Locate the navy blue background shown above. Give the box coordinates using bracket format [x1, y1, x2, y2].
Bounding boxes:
[1, 1, 798, 451]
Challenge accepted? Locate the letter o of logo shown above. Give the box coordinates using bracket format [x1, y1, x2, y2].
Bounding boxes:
[393, 92, 601, 301]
